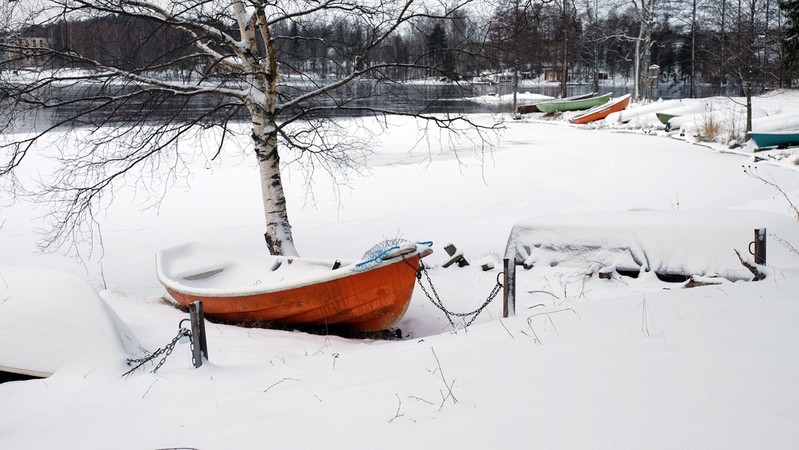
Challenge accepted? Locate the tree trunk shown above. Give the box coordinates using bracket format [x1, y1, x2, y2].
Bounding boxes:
[561, 0, 569, 97]
[254, 119, 298, 256]
[690, 0, 697, 98]
[512, 65, 519, 117]
[634, 0, 656, 101]
[634, 36, 642, 99]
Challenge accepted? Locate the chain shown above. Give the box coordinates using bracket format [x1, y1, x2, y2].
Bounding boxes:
[123, 322, 192, 377]
[189, 327, 197, 368]
[404, 257, 503, 329]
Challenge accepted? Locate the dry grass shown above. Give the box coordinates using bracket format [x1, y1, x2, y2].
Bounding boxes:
[699, 114, 722, 142]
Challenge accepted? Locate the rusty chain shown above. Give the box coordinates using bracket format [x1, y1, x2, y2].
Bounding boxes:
[405, 257, 502, 329]
[123, 320, 192, 377]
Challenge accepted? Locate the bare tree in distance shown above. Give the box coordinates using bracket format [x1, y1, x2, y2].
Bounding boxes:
[630, 0, 659, 100]
[0, 0, 500, 257]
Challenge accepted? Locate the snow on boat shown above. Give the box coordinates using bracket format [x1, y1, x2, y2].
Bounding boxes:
[750, 130, 799, 149]
[0, 266, 143, 379]
[656, 101, 707, 124]
[156, 241, 433, 332]
[535, 92, 611, 114]
[569, 94, 632, 124]
[505, 210, 799, 281]
[752, 112, 799, 133]
[606, 98, 686, 124]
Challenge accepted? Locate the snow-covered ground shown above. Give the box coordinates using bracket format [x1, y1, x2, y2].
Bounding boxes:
[2, 91, 799, 449]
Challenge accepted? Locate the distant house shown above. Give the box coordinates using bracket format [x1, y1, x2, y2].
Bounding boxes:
[487, 70, 533, 84]
[543, 66, 570, 82]
[0, 36, 52, 69]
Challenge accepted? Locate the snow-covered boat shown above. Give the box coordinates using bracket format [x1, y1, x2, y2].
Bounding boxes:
[569, 94, 632, 124]
[156, 241, 433, 332]
[608, 99, 687, 124]
[0, 266, 143, 380]
[535, 92, 611, 114]
[751, 112, 799, 133]
[655, 101, 707, 124]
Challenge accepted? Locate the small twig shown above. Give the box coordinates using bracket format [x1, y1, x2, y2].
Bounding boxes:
[547, 315, 559, 337]
[524, 307, 581, 344]
[431, 347, 457, 410]
[526, 307, 581, 321]
[523, 319, 542, 344]
[498, 319, 515, 339]
[527, 290, 559, 299]
[388, 394, 404, 423]
[142, 379, 158, 399]
[771, 233, 799, 258]
[744, 165, 799, 219]
[407, 395, 434, 405]
[263, 377, 301, 393]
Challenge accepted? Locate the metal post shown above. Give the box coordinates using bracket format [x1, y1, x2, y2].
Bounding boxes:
[503, 258, 516, 317]
[189, 301, 209, 368]
[752, 228, 766, 265]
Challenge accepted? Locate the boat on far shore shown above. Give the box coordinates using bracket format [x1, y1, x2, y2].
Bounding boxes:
[536, 93, 611, 114]
[569, 94, 632, 124]
[516, 92, 595, 114]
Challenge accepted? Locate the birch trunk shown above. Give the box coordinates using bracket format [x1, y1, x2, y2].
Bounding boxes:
[253, 119, 298, 256]
[238, 2, 298, 256]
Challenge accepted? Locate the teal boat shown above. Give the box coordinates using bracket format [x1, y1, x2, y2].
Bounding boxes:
[535, 93, 611, 114]
[750, 131, 799, 149]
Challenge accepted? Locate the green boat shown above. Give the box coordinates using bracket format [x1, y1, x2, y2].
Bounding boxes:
[750, 131, 799, 149]
[517, 92, 596, 114]
[535, 93, 611, 114]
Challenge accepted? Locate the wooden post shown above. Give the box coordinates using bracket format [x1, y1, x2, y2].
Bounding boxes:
[503, 258, 516, 317]
[189, 301, 209, 368]
[752, 228, 766, 265]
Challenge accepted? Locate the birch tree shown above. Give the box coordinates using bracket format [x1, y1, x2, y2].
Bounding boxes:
[0, 0, 493, 256]
[631, 0, 658, 100]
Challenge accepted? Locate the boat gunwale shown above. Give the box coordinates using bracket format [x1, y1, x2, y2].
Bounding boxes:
[156, 242, 431, 298]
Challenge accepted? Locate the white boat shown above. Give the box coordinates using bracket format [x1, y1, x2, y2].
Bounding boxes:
[752, 112, 799, 133]
[609, 99, 688, 124]
[0, 266, 143, 379]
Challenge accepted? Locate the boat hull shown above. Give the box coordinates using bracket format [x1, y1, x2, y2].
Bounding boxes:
[750, 131, 799, 149]
[517, 93, 595, 115]
[569, 94, 631, 124]
[158, 242, 430, 332]
[536, 93, 611, 114]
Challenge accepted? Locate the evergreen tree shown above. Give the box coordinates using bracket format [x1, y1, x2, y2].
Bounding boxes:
[426, 22, 459, 80]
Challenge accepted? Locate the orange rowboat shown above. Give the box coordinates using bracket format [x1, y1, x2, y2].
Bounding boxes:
[156, 241, 432, 332]
[569, 94, 632, 124]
